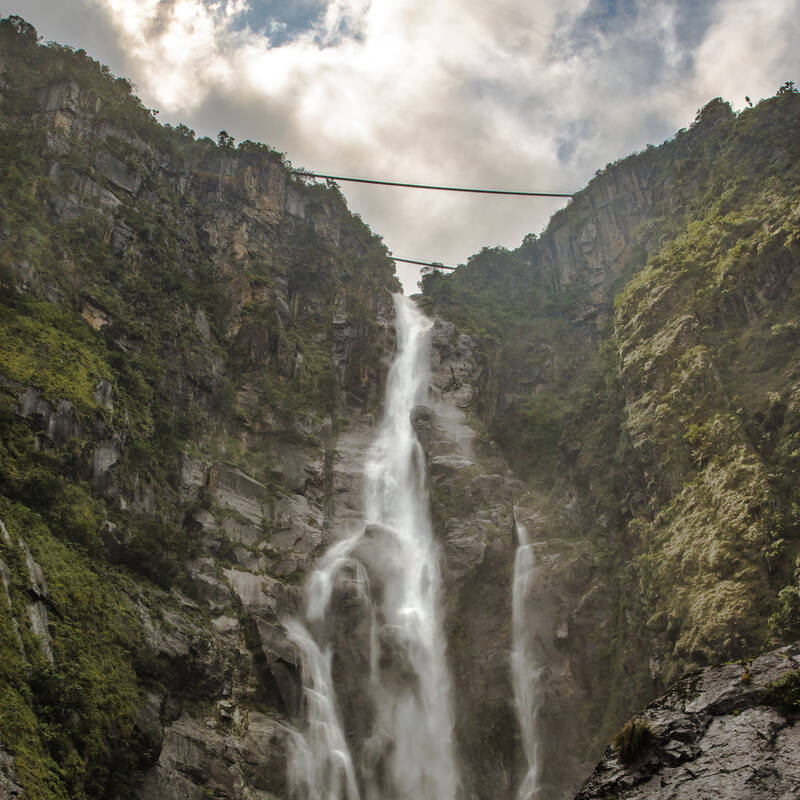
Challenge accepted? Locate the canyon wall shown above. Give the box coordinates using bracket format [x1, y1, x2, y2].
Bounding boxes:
[420, 86, 800, 797]
[2, 15, 800, 800]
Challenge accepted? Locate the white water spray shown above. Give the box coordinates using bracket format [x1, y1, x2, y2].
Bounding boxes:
[511, 517, 542, 800]
[288, 295, 458, 800]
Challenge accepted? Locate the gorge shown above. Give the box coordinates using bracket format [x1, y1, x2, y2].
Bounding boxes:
[289, 295, 457, 800]
[1, 15, 800, 800]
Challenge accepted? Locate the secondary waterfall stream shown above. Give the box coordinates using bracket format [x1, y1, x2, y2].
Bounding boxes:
[512, 517, 542, 800]
[287, 295, 458, 800]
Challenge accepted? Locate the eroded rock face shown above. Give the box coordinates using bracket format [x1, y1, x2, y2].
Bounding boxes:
[419, 322, 524, 799]
[0, 25, 399, 800]
[576, 644, 800, 800]
[138, 711, 292, 800]
[0, 752, 24, 800]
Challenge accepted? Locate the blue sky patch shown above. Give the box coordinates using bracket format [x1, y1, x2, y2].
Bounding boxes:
[226, 0, 329, 45]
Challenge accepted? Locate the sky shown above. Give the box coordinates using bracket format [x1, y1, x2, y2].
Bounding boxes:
[7, 0, 800, 292]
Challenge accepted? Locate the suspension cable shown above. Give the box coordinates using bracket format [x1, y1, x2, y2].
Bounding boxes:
[391, 257, 457, 271]
[294, 171, 573, 198]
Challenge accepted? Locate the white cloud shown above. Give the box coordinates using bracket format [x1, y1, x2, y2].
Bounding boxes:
[14, 0, 800, 291]
[694, 0, 800, 107]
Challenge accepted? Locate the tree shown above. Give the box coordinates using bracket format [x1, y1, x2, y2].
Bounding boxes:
[175, 124, 195, 140]
[0, 15, 39, 42]
[217, 130, 235, 148]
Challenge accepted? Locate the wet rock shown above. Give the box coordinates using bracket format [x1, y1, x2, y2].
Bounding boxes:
[329, 423, 373, 533]
[270, 494, 324, 557]
[442, 518, 488, 587]
[252, 618, 302, 717]
[412, 339, 519, 800]
[575, 643, 800, 800]
[212, 615, 239, 635]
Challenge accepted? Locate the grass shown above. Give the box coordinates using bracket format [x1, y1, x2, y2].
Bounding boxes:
[613, 717, 653, 764]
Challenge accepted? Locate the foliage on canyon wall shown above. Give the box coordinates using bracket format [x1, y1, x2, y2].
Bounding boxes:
[0, 16, 397, 798]
[421, 86, 800, 756]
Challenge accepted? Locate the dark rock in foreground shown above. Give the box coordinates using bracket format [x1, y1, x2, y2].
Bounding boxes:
[576, 643, 800, 800]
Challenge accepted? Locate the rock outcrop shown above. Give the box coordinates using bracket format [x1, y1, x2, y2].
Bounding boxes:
[3, 16, 800, 800]
[0, 18, 397, 800]
[419, 318, 522, 799]
[576, 644, 800, 800]
[420, 88, 800, 799]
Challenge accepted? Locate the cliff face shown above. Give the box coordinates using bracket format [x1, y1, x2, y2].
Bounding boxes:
[421, 87, 800, 796]
[2, 14, 800, 800]
[576, 644, 800, 800]
[0, 18, 398, 799]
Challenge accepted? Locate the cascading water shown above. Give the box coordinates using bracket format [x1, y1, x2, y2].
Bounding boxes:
[511, 517, 542, 800]
[287, 295, 458, 800]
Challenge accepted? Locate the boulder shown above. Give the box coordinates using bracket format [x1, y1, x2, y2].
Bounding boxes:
[575, 644, 800, 800]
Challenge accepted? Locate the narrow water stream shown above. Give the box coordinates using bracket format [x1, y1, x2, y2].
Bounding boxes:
[287, 295, 458, 800]
[511, 517, 542, 800]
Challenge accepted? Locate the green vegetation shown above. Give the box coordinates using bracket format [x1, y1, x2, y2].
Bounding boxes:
[422, 88, 800, 751]
[612, 717, 653, 764]
[0, 14, 398, 797]
[0, 299, 111, 413]
[761, 669, 800, 714]
[0, 501, 150, 799]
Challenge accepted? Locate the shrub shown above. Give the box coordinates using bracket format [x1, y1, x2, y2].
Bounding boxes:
[761, 670, 800, 713]
[769, 586, 800, 640]
[613, 717, 653, 764]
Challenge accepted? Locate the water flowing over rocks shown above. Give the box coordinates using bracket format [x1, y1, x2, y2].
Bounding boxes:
[3, 22, 800, 800]
[420, 318, 522, 799]
[288, 296, 458, 800]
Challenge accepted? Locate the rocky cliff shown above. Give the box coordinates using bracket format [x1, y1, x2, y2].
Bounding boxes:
[576, 644, 800, 800]
[2, 13, 800, 800]
[420, 85, 800, 796]
[0, 16, 398, 799]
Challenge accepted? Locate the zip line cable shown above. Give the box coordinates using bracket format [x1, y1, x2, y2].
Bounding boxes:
[294, 171, 574, 198]
[294, 170, 574, 272]
[392, 257, 457, 271]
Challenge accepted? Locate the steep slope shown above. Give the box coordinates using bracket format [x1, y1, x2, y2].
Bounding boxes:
[421, 86, 800, 796]
[0, 16, 398, 799]
[576, 643, 800, 800]
[3, 13, 800, 800]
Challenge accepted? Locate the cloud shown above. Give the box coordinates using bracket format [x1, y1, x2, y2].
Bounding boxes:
[12, 0, 800, 291]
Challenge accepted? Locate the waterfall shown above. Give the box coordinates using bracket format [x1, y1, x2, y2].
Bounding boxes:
[287, 294, 458, 800]
[511, 517, 542, 800]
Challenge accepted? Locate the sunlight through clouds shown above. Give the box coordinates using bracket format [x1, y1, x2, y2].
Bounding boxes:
[16, 0, 800, 290]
